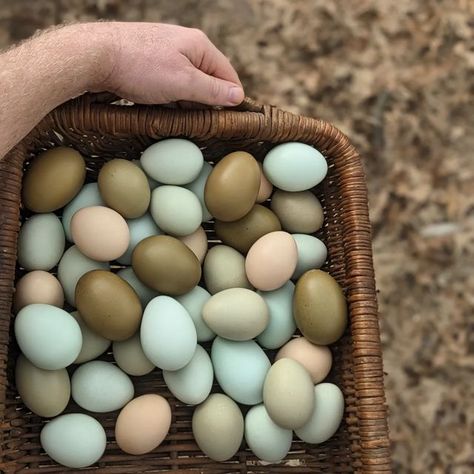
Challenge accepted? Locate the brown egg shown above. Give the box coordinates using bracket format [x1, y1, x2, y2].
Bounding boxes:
[293, 270, 347, 345]
[75, 270, 142, 341]
[204, 151, 260, 222]
[98, 159, 150, 218]
[271, 190, 324, 234]
[115, 394, 171, 455]
[215, 204, 281, 254]
[132, 235, 201, 295]
[22, 147, 86, 212]
[178, 226, 208, 263]
[256, 162, 273, 203]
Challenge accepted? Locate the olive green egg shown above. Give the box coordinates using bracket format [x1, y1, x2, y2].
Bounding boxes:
[215, 204, 281, 254]
[75, 270, 142, 341]
[293, 270, 347, 345]
[132, 235, 201, 296]
[204, 151, 260, 222]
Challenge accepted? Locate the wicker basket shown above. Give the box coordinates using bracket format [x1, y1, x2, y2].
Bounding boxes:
[0, 95, 391, 473]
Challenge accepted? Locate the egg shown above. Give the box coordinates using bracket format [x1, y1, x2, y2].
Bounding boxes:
[175, 286, 215, 342]
[256, 281, 296, 349]
[132, 159, 160, 190]
[62, 182, 105, 241]
[185, 161, 213, 221]
[203, 245, 252, 294]
[17, 213, 65, 271]
[117, 213, 161, 265]
[150, 185, 202, 236]
[292, 234, 327, 279]
[14, 271, 64, 313]
[215, 204, 281, 254]
[245, 231, 297, 291]
[113, 333, 155, 376]
[70, 311, 110, 364]
[115, 394, 172, 455]
[71, 360, 134, 412]
[57, 245, 109, 306]
[245, 404, 292, 462]
[256, 162, 273, 203]
[192, 393, 244, 461]
[163, 345, 213, 405]
[98, 158, 150, 218]
[15, 354, 70, 418]
[140, 296, 197, 370]
[140, 138, 204, 185]
[40, 413, 106, 468]
[71, 206, 130, 262]
[15, 304, 82, 370]
[271, 190, 324, 234]
[275, 337, 332, 384]
[132, 235, 201, 295]
[22, 147, 86, 212]
[75, 270, 142, 341]
[263, 358, 315, 429]
[204, 151, 260, 222]
[293, 270, 347, 345]
[295, 383, 344, 444]
[263, 142, 327, 192]
[117, 267, 158, 307]
[203, 288, 269, 341]
[211, 337, 270, 405]
[178, 226, 208, 263]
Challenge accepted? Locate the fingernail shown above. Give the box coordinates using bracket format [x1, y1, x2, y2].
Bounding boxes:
[228, 87, 244, 105]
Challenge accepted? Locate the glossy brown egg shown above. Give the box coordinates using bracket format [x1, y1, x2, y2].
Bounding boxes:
[98, 159, 150, 218]
[22, 147, 86, 212]
[132, 235, 201, 295]
[293, 270, 348, 345]
[215, 204, 281, 254]
[204, 151, 260, 222]
[75, 270, 142, 341]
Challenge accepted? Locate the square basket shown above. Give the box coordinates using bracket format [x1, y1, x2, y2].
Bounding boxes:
[0, 95, 391, 473]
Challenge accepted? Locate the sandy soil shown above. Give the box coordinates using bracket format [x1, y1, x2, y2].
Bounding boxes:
[1, 1, 473, 472]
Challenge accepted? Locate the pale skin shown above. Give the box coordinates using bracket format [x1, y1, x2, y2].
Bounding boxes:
[0, 22, 245, 159]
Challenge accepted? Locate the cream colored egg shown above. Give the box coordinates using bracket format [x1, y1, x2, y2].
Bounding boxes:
[178, 226, 208, 263]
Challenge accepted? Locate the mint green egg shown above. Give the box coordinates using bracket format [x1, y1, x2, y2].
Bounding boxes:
[185, 161, 213, 221]
[292, 234, 327, 279]
[117, 267, 158, 307]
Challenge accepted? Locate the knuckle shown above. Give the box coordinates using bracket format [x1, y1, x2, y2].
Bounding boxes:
[189, 28, 208, 42]
[209, 78, 223, 100]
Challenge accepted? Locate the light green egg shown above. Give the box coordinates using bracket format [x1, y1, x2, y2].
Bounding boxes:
[150, 185, 202, 236]
[117, 267, 158, 307]
[263, 142, 327, 192]
[185, 161, 213, 221]
[40, 413, 106, 468]
[257, 281, 296, 349]
[71, 311, 110, 364]
[292, 234, 327, 279]
[211, 337, 270, 405]
[113, 333, 155, 376]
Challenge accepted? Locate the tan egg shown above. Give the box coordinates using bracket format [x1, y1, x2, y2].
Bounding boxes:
[178, 226, 208, 263]
[204, 151, 260, 222]
[115, 394, 171, 455]
[14, 271, 64, 313]
[15, 354, 70, 418]
[113, 333, 154, 376]
[22, 147, 86, 212]
[275, 337, 332, 384]
[75, 270, 142, 341]
[256, 162, 273, 202]
[215, 205, 281, 254]
[132, 235, 201, 296]
[98, 159, 151, 218]
[293, 270, 347, 345]
[71, 206, 130, 262]
[245, 231, 297, 291]
[271, 190, 324, 233]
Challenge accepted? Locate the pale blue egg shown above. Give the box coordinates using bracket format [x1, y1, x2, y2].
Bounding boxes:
[185, 161, 213, 221]
[117, 267, 158, 307]
[292, 234, 328, 279]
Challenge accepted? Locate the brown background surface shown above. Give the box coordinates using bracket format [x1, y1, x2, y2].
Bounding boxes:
[1, 1, 473, 472]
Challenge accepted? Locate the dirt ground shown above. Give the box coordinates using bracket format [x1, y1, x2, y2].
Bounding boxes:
[1, 1, 473, 472]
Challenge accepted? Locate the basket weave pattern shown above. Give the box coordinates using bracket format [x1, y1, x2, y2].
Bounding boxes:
[0, 97, 391, 473]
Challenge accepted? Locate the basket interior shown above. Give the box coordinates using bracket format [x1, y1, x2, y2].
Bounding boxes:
[0, 123, 361, 473]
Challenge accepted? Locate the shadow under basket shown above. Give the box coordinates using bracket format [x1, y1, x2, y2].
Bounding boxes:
[0, 96, 391, 473]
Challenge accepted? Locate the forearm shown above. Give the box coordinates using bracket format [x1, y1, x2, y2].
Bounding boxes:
[0, 24, 113, 158]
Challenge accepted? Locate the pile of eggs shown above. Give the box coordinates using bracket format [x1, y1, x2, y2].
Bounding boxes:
[13, 139, 348, 468]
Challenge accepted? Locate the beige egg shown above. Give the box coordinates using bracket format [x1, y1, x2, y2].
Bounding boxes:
[178, 226, 208, 263]
[14, 271, 64, 313]
[245, 231, 297, 291]
[113, 333, 155, 376]
[275, 337, 332, 383]
[256, 162, 273, 202]
[71, 206, 130, 262]
[115, 394, 172, 455]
